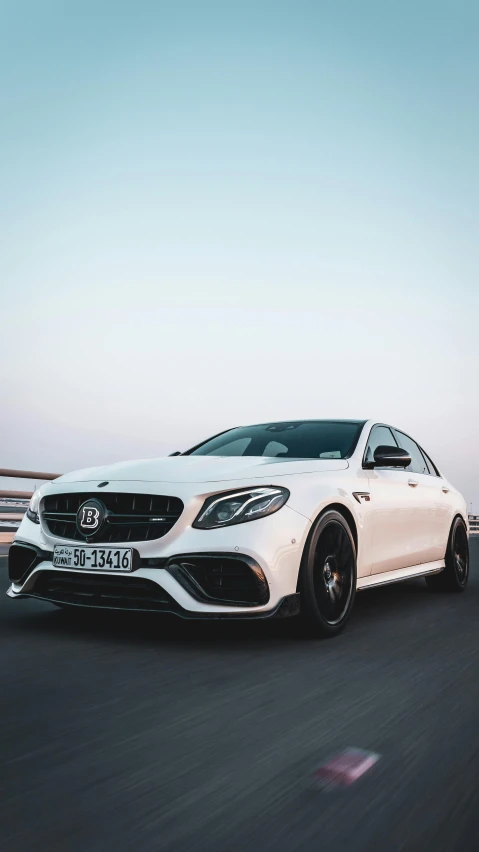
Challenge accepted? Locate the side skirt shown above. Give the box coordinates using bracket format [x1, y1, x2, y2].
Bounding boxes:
[357, 560, 445, 591]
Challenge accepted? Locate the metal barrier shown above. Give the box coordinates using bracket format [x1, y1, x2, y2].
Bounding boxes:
[0, 468, 60, 482]
[0, 469, 60, 544]
[470, 515, 479, 536]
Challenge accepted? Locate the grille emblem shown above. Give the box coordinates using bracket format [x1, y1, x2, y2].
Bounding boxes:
[77, 499, 105, 536]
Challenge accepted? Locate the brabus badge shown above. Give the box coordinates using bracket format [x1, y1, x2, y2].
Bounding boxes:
[76, 498, 105, 535]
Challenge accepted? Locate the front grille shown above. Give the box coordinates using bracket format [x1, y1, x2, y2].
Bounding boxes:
[168, 554, 270, 606]
[42, 492, 183, 543]
[31, 571, 176, 611]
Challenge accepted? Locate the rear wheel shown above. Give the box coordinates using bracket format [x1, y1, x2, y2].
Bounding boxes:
[298, 510, 357, 637]
[426, 517, 469, 593]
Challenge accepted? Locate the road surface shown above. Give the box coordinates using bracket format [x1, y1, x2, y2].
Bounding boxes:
[1, 541, 479, 851]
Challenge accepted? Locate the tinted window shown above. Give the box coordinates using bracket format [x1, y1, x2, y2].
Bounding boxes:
[263, 440, 289, 457]
[392, 430, 428, 475]
[420, 448, 440, 476]
[187, 420, 364, 459]
[203, 437, 252, 456]
[364, 425, 397, 466]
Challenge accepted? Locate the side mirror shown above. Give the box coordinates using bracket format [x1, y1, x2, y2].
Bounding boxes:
[368, 445, 411, 468]
[169, 451, 181, 456]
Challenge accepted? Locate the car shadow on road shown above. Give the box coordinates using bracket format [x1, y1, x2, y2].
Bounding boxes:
[4, 573, 466, 651]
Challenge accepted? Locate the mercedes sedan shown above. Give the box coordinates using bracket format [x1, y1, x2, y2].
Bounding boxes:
[7, 419, 469, 636]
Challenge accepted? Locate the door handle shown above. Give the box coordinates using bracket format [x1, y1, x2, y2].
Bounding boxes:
[408, 479, 418, 487]
[442, 486, 450, 493]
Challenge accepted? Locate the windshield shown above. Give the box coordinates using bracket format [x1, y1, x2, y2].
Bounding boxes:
[186, 421, 364, 459]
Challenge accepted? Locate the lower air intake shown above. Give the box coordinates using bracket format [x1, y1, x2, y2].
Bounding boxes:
[31, 571, 176, 611]
[167, 554, 270, 606]
[8, 543, 43, 584]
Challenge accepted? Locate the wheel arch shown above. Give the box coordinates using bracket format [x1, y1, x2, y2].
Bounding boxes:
[324, 503, 358, 555]
[295, 501, 359, 592]
[451, 512, 469, 537]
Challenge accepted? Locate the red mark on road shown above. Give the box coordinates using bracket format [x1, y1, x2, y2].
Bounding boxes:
[313, 748, 380, 790]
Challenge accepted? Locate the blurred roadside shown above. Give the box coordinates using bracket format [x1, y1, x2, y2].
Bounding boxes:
[0, 466, 59, 545]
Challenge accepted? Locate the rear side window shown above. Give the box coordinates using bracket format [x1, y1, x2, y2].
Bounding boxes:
[392, 430, 429, 475]
[419, 447, 440, 476]
[364, 425, 397, 466]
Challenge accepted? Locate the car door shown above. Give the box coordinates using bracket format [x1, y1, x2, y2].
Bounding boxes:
[392, 430, 451, 564]
[364, 424, 420, 574]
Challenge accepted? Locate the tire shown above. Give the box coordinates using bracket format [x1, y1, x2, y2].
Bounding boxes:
[426, 516, 469, 593]
[298, 510, 357, 637]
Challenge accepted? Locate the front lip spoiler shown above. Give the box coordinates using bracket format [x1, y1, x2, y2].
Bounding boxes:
[7, 587, 300, 620]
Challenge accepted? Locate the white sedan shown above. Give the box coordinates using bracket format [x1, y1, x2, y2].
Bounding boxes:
[7, 419, 469, 636]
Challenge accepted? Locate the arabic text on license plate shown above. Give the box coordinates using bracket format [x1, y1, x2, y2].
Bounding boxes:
[53, 546, 133, 571]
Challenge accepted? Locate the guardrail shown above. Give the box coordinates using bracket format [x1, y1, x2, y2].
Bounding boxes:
[0, 468, 60, 482]
[0, 469, 60, 544]
[469, 516, 479, 536]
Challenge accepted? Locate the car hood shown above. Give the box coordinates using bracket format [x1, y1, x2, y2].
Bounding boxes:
[55, 455, 349, 484]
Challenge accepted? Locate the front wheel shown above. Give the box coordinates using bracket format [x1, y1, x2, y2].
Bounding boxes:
[298, 510, 357, 637]
[426, 516, 469, 593]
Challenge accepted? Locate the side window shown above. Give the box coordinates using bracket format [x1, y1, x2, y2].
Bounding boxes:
[420, 447, 440, 476]
[392, 430, 428, 475]
[419, 450, 433, 475]
[364, 425, 397, 466]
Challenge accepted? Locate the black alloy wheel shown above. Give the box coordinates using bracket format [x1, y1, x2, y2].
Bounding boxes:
[298, 509, 357, 637]
[426, 516, 469, 593]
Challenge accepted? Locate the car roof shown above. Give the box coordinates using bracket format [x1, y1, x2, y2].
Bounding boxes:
[241, 419, 368, 427]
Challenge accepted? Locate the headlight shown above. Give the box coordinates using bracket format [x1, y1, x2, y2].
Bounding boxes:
[193, 486, 290, 529]
[26, 489, 42, 524]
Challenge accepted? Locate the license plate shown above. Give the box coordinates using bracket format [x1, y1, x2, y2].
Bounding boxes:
[53, 545, 133, 572]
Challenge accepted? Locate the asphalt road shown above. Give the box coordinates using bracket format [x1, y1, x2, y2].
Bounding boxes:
[2, 541, 479, 852]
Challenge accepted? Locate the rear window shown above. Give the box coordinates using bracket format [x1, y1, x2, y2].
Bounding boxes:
[186, 421, 364, 459]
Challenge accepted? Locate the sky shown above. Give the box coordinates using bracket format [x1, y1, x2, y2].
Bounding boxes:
[1, 0, 478, 508]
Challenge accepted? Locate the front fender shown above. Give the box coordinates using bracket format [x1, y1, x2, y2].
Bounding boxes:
[286, 469, 372, 578]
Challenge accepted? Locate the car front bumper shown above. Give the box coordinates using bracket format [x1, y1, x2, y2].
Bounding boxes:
[7, 504, 310, 618]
